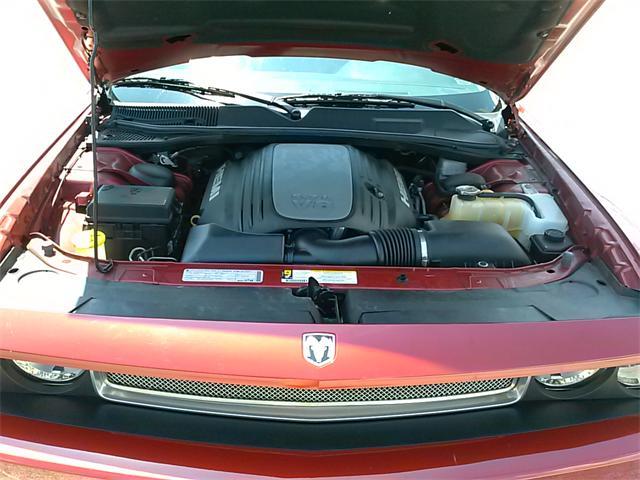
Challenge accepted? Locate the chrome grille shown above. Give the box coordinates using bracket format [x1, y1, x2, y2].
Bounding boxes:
[93, 372, 529, 421]
[105, 372, 515, 404]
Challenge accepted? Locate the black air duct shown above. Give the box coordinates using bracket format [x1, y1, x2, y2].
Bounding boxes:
[182, 221, 530, 268]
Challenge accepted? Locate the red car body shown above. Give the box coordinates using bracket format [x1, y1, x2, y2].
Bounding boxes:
[0, 0, 639, 478]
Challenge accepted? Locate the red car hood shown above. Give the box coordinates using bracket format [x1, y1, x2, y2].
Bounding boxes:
[40, 0, 601, 103]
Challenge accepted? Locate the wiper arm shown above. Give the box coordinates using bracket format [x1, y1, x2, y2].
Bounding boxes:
[112, 77, 300, 118]
[280, 93, 494, 132]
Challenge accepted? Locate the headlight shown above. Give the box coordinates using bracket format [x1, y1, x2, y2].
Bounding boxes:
[535, 369, 599, 388]
[617, 365, 640, 387]
[13, 361, 84, 382]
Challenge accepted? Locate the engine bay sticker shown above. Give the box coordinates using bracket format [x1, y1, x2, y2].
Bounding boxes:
[182, 269, 263, 283]
[281, 269, 358, 285]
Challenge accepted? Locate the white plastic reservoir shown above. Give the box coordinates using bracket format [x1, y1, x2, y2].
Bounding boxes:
[445, 190, 568, 249]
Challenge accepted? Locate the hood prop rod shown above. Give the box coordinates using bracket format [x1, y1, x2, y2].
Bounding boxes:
[88, 0, 112, 274]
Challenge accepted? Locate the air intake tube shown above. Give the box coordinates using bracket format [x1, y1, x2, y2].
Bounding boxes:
[181, 221, 531, 267]
[286, 229, 425, 266]
[288, 222, 530, 268]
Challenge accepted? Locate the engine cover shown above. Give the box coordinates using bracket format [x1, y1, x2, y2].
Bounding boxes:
[198, 144, 416, 233]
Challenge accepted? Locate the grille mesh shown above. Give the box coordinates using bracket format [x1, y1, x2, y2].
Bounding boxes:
[105, 373, 515, 404]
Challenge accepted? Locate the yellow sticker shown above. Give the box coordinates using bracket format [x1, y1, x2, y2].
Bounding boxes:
[281, 269, 358, 285]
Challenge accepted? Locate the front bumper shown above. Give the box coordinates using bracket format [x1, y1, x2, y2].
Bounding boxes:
[1, 304, 639, 478]
[0, 414, 638, 479]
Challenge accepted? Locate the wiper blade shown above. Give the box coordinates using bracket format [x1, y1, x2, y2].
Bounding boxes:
[280, 93, 494, 132]
[113, 77, 235, 98]
[112, 77, 300, 118]
[280, 93, 416, 108]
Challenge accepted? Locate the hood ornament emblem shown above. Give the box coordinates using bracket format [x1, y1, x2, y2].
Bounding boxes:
[302, 333, 336, 367]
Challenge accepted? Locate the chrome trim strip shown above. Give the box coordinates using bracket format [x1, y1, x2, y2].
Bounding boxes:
[100, 375, 518, 407]
[91, 373, 530, 422]
[416, 229, 428, 267]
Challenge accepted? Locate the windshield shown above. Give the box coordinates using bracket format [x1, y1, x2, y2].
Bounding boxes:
[113, 56, 499, 113]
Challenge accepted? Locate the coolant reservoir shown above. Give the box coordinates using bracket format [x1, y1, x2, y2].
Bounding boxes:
[71, 229, 106, 259]
[445, 186, 568, 249]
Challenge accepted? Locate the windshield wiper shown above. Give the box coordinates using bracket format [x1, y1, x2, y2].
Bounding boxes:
[279, 93, 494, 132]
[112, 77, 300, 118]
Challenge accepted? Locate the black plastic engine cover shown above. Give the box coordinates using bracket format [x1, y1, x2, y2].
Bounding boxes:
[197, 144, 416, 233]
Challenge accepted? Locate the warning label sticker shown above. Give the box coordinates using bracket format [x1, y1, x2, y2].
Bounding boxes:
[182, 269, 263, 283]
[281, 269, 358, 285]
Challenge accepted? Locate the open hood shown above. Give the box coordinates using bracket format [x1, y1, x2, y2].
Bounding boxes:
[39, 0, 602, 102]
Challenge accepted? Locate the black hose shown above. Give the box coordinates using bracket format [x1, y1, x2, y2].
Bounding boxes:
[183, 223, 531, 268]
[290, 229, 425, 267]
[370, 229, 423, 266]
[288, 223, 530, 268]
[475, 192, 541, 217]
[290, 231, 379, 265]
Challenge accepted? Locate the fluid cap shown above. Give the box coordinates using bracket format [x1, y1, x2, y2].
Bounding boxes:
[455, 185, 481, 200]
[544, 229, 565, 243]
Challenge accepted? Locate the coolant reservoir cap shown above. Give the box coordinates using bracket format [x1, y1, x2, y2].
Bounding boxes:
[455, 185, 481, 200]
[544, 229, 565, 243]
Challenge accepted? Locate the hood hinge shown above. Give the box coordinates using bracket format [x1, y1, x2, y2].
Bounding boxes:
[503, 102, 523, 138]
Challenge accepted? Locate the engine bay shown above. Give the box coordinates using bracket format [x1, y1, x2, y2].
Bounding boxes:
[5, 125, 639, 325]
[60, 142, 572, 270]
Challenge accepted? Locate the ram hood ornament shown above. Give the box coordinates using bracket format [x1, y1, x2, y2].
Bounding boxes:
[302, 333, 336, 367]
